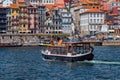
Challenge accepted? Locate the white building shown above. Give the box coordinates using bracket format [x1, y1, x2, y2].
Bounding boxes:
[26, 0, 41, 5]
[110, 2, 120, 9]
[42, 0, 54, 4]
[2, 0, 13, 7]
[61, 10, 73, 34]
[26, 0, 54, 5]
[80, 8, 105, 36]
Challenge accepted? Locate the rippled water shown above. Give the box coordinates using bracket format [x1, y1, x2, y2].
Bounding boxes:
[0, 46, 120, 80]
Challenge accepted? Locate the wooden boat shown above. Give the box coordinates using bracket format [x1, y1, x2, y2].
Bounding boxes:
[41, 42, 94, 62]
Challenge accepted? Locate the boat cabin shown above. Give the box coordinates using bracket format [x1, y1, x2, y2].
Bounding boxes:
[46, 42, 92, 56]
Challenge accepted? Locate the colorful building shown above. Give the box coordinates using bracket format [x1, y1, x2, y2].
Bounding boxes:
[18, 0, 28, 33]
[61, 11, 73, 34]
[82, 0, 100, 9]
[2, 0, 13, 7]
[8, 4, 19, 34]
[80, 8, 105, 36]
[38, 5, 46, 33]
[28, 5, 39, 33]
[0, 6, 9, 33]
[26, 0, 41, 5]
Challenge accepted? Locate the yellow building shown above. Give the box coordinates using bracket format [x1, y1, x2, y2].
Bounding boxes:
[9, 4, 20, 34]
[17, 0, 29, 33]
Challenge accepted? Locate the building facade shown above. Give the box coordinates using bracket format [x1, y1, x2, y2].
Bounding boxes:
[45, 9, 62, 34]
[8, 4, 20, 34]
[18, 0, 28, 33]
[38, 5, 46, 33]
[80, 8, 105, 36]
[2, 0, 13, 7]
[0, 6, 9, 33]
[26, 0, 41, 5]
[61, 11, 73, 34]
[28, 5, 39, 33]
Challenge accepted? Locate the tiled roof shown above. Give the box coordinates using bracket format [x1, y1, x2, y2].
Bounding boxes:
[54, 4, 65, 8]
[82, 0, 99, 5]
[18, 0, 25, 3]
[104, 21, 112, 24]
[74, 3, 81, 6]
[55, 0, 65, 8]
[43, 0, 65, 10]
[64, 0, 69, 3]
[10, 4, 19, 8]
[84, 8, 102, 13]
[43, 4, 54, 10]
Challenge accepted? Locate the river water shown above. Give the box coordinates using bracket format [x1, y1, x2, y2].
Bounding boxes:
[0, 46, 120, 80]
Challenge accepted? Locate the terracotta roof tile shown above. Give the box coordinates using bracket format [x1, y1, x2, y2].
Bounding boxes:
[10, 4, 19, 8]
[55, 0, 65, 8]
[84, 8, 102, 13]
[104, 21, 112, 24]
[43, 0, 65, 10]
[43, 4, 54, 10]
[18, 0, 25, 2]
[82, 0, 99, 5]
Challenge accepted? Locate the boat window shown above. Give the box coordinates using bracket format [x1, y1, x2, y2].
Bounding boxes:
[73, 46, 83, 54]
[50, 47, 67, 55]
[83, 44, 90, 53]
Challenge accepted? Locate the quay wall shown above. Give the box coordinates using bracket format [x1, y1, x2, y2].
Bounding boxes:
[84, 40, 120, 46]
[0, 34, 40, 43]
[1, 34, 120, 46]
[102, 41, 120, 46]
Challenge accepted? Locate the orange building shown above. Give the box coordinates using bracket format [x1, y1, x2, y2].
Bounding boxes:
[82, 0, 100, 9]
[28, 5, 39, 33]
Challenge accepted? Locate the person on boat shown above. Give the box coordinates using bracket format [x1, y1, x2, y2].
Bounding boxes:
[70, 35, 78, 42]
[57, 37, 62, 46]
[50, 39, 55, 45]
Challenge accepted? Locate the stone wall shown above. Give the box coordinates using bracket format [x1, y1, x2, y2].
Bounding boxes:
[0, 34, 40, 43]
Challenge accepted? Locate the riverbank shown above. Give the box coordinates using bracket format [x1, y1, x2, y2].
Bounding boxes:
[1, 34, 120, 46]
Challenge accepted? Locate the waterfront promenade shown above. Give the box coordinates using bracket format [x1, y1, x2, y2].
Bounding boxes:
[0, 34, 120, 46]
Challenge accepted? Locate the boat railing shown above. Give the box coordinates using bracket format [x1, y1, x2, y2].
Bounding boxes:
[44, 42, 93, 55]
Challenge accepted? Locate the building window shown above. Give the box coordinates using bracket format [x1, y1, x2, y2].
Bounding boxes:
[23, 24, 25, 27]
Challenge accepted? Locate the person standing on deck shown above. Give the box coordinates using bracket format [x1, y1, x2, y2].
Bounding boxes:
[70, 36, 78, 42]
[57, 37, 62, 46]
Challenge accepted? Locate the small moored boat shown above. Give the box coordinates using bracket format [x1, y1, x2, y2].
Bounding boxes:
[41, 42, 94, 62]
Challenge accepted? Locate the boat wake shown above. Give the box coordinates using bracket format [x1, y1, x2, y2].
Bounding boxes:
[83, 60, 120, 65]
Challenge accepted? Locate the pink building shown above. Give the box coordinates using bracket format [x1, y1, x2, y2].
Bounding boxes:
[28, 5, 39, 33]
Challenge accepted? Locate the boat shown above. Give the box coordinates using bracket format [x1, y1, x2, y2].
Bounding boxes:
[41, 42, 94, 62]
[0, 42, 22, 47]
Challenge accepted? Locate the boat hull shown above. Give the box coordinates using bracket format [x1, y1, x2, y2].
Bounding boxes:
[42, 53, 94, 62]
